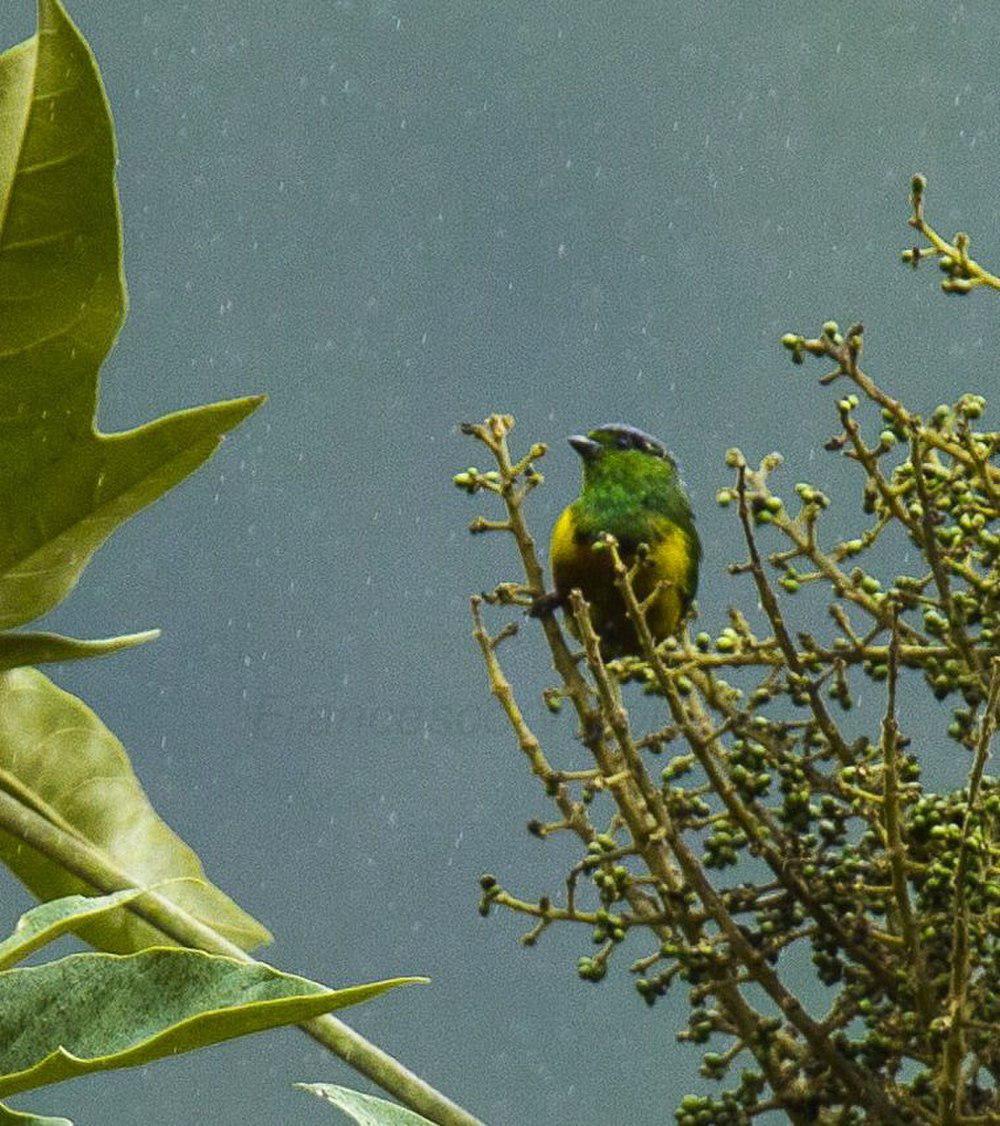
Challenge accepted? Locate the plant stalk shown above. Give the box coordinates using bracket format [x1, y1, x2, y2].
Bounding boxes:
[0, 786, 482, 1126]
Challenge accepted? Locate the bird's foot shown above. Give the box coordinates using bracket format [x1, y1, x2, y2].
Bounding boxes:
[528, 590, 564, 619]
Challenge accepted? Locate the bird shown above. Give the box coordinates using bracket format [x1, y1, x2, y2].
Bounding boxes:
[546, 423, 701, 658]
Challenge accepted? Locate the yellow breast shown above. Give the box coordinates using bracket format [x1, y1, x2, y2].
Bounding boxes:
[549, 505, 690, 656]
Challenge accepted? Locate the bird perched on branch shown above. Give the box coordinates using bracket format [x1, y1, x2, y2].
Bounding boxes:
[544, 424, 701, 658]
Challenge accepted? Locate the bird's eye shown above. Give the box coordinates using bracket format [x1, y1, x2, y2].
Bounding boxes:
[616, 434, 630, 449]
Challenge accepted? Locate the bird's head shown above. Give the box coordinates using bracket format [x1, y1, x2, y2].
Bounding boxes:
[568, 423, 679, 495]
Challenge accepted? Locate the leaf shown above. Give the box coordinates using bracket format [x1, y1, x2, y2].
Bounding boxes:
[0, 628, 159, 672]
[0, 0, 263, 629]
[0, 888, 153, 970]
[296, 1084, 435, 1125]
[0, 949, 422, 1097]
[0, 667, 271, 953]
[0, 1105, 72, 1125]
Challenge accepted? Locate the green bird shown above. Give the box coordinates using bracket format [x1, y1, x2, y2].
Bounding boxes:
[547, 423, 701, 657]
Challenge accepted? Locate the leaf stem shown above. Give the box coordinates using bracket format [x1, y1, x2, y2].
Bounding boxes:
[0, 787, 482, 1126]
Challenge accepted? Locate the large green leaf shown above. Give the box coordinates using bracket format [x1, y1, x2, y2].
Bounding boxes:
[0, 0, 262, 629]
[0, 628, 159, 672]
[297, 1084, 435, 1125]
[0, 667, 271, 953]
[0, 1105, 71, 1125]
[0, 888, 154, 970]
[0, 949, 421, 1097]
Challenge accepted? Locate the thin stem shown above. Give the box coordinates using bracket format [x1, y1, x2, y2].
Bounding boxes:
[490, 889, 643, 929]
[790, 315, 1000, 497]
[880, 616, 932, 1028]
[829, 336, 1000, 492]
[910, 433, 986, 687]
[0, 787, 482, 1126]
[938, 660, 1000, 1124]
[909, 209, 1000, 291]
[735, 463, 854, 765]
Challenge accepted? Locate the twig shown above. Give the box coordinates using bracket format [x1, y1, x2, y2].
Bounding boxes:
[735, 462, 854, 765]
[938, 660, 1000, 1124]
[910, 432, 986, 686]
[880, 614, 932, 1027]
[908, 178, 1000, 292]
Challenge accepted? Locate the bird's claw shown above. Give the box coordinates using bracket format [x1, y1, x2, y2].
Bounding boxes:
[528, 590, 563, 619]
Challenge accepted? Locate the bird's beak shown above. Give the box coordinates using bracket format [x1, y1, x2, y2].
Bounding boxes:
[568, 434, 601, 461]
